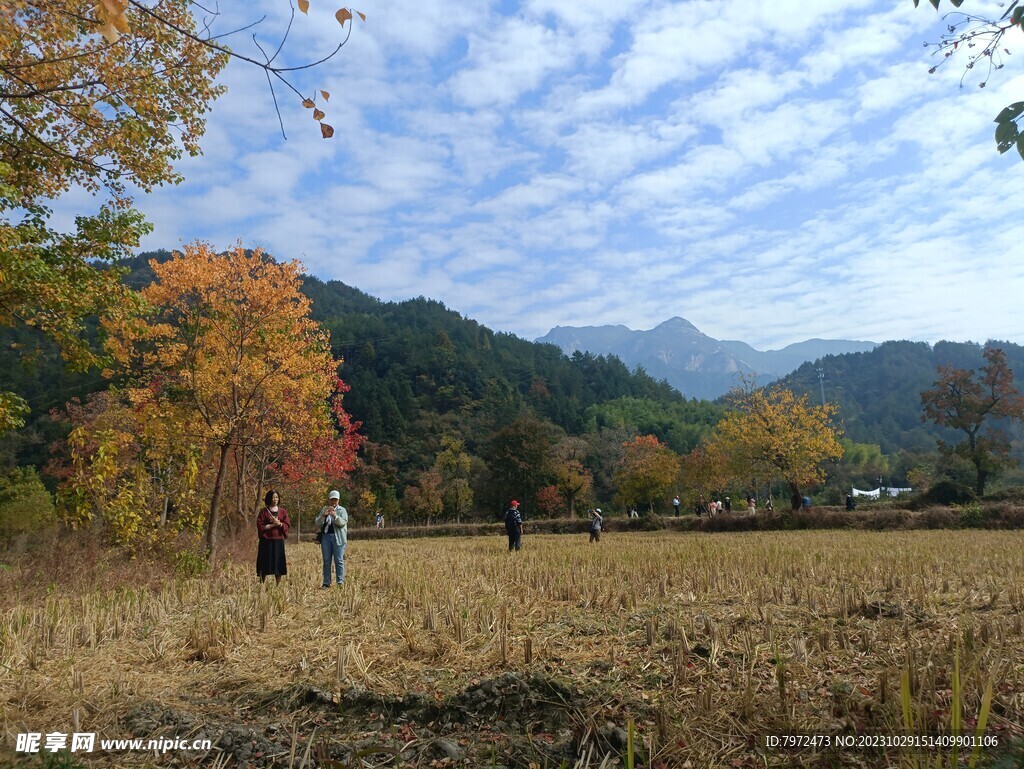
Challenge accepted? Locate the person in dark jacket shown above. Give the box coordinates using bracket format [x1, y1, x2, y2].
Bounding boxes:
[256, 489, 290, 584]
[504, 500, 523, 552]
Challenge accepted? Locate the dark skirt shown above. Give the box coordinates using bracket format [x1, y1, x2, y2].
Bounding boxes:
[256, 538, 287, 577]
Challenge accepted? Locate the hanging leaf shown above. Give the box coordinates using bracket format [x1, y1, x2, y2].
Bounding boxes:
[298, 0, 310, 13]
[100, 0, 127, 15]
[320, 90, 331, 102]
[96, 20, 121, 44]
[357, 10, 366, 21]
[336, 8, 352, 25]
[301, 98, 315, 108]
[995, 120, 1019, 153]
[320, 123, 335, 139]
[313, 108, 325, 121]
[994, 102, 1024, 123]
[112, 12, 130, 34]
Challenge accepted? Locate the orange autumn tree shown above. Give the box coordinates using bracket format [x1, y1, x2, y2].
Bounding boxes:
[102, 242, 360, 561]
[613, 435, 681, 515]
[711, 383, 843, 512]
[921, 347, 1024, 495]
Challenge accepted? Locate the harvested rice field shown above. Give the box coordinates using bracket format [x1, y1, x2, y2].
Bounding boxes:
[2, 530, 1024, 768]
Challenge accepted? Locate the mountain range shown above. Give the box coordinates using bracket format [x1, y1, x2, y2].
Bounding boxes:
[537, 318, 878, 400]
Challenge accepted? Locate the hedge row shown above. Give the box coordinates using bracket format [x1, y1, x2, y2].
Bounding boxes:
[333, 503, 1024, 541]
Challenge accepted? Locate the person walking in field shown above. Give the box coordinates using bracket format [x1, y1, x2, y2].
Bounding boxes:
[315, 490, 348, 587]
[256, 490, 290, 585]
[504, 500, 523, 552]
[747, 496, 756, 515]
[672, 495, 680, 517]
[589, 508, 603, 543]
[375, 512, 384, 529]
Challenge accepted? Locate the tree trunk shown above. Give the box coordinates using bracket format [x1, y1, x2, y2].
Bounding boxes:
[234, 446, 244, 522]
[568, 495, 576, 518]
[204, 442, 232, 564]
[254, 453, 267, 520]
[789, 482, 802, 513]
[976, 469, 988, 497]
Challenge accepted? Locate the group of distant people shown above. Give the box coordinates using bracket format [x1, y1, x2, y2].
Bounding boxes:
[691, 493, 770, 516]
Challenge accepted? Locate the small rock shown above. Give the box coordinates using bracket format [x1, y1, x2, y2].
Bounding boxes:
[608, 727, 629, 749]
[435, 738, 463, 761]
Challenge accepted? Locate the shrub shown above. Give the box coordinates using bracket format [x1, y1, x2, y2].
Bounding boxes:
[908, 481, 977, 510]
[957, 502, 988, 528]
[917, 507, 959, 529]
[0, 467, 56, 547]
[173, 548, 211, 578]
[982, 486, 1024, 503]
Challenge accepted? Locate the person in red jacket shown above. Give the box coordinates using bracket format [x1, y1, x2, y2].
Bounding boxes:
[256, 489, 290, 584]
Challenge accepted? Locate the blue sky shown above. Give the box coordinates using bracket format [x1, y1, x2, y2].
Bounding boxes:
[65, 0, 1024, 349]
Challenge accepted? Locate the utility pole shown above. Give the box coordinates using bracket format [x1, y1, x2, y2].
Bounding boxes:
[816, 365, 826, 406]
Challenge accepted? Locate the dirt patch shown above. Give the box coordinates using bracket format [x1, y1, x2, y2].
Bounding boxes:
[118, 672, 623, 767]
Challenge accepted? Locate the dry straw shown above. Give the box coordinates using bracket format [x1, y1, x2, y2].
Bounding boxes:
[0, 530, 1021, 766]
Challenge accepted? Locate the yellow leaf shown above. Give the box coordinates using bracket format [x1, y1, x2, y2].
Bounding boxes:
[320, 122, 335, 139]
[100, 0, 127, 15]
[112, 12, 130, 34]
[336, 8, 352, 25]
[320, 90, 331, 101]
[298, 0, 310, 13]
[313, 108, 325, 120]
[357, 10, 366, 21]
[96, 19, 120, 43]
[301, 98, 315, 108]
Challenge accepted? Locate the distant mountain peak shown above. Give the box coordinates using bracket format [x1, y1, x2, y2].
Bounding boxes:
[655, 317, 700, 333]
[537, 320, 878, 400]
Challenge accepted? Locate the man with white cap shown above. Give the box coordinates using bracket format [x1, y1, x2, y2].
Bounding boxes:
[315, 490, 348, 587]
[589, 508, 603, 543]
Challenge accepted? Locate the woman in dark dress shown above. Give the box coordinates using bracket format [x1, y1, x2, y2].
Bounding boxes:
[256, 490, 290, 584]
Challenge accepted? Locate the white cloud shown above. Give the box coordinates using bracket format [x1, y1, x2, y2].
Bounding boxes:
[39, 0, 1024, 355]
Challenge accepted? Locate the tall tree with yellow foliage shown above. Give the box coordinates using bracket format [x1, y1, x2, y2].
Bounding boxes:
[712, 384, 843, 512]
[613, 435, 681, 515]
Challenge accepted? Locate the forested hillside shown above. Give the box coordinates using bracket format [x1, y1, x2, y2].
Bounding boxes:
[778, 341, 1024, 452]
[776, 340, 1024, 491]
[4, 251, 1024, 529]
